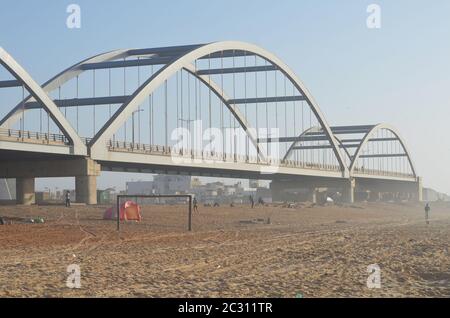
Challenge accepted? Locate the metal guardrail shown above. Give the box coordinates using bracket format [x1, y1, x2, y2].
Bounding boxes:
[0, 128, 69, 145]
[107, 140, 342, 172]
[353, 167, 414, 179]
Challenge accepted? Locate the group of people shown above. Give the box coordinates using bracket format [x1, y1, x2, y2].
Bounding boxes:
[248, 195, 264, 208]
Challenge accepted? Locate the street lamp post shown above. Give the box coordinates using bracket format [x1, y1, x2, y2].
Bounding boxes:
[132, 109, 144, 146]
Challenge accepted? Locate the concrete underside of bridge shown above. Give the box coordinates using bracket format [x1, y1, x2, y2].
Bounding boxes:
[0, 150, 100, 205]
[0, 149, 421, 205]
[270, 176, 422, 204]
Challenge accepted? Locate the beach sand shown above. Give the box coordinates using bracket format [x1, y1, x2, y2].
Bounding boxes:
[0, 201, 449, 297]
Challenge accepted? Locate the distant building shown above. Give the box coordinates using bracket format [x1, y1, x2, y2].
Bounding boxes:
[126, 175, 192, 195]
[154, 175, 191, 194]
[126, 181, 155, 195]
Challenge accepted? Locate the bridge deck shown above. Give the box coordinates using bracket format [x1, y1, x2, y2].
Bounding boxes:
[0, 128, 416, 182]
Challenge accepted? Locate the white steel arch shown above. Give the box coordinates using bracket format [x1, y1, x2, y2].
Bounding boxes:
[349, 123, 417, 177]
[86, 41, 348, 175]
[0, 49, 129, 128]
[0, 47, 86, 155]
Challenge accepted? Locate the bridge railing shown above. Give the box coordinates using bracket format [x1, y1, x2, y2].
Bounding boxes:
[0, 129, 415, 179]
[0, 127, 69, 145]
[353, 167, 414, 179]
[106, 140, 343, 172]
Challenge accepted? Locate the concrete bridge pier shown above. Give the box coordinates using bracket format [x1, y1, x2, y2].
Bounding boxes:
[416, 177, 423, 202]
[74, 158, 101, 205]
[341, 178, 355, 204]
[1, 158, 101, 205]
[75, 175, 97, 205]
[16, 177, 35, 205]
[307, 189, 318, 204]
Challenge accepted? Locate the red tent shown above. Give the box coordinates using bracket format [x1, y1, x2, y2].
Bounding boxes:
[103, 201, 142, 221]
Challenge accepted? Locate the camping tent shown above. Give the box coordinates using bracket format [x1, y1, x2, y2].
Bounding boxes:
[103, 201, 142, 221]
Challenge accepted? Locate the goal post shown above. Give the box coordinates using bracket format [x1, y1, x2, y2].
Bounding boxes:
[116, 194, 192, 232]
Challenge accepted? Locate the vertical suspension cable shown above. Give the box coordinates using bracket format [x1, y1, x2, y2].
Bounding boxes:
[58, 86, 62, 136]
[255, 55, 259, 160]
[195, 60, 198, 120]
[137, 57, 141, 144]
[150, 65, 154, 145]
[265, 59, 269, 159]
[47, 90, 50, 139]
[21, 85, 25, 138]
[309, 106, 312, 164]
[232, 50, 237, 158]
[221, 51, 225, 157]
[188, 70, 191, 131]
[208, 54, 212, 143]
[108, 69, 112, 118]
[301, 100, 304, 163]
[181, 69, 184, 132]
[274, 69, 278, 160]
[92, 70, 96, 136]
[39, 102, 42, 134]
[284, 76, 287, 155]
[165, 79, 168, 149]
[244, 51, 248, 159]
[176, 71, 179, 130]
[76, 75, 79, 134]
[123, 58, 127, 142]
[198, 62, 202, 126]
[293, 84, 296, 162]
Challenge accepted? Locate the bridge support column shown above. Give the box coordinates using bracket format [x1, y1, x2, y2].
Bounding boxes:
[415, 177, 423, 202]
[342, 178, 355, 203]
[16, 177, 35, 205]
[307, 189, 317, 204]
[74, 158, 101, 205]
[76, 175, 97, 205]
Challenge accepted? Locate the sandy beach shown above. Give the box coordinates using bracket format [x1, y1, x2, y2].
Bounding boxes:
[0, 201, 449, 297]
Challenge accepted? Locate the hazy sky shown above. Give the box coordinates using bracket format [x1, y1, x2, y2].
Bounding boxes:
[1, 0, 449, 193]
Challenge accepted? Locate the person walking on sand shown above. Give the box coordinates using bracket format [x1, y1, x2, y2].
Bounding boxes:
[424, 203, 430, 225]
[65, 190, 71, 208]
[249, 195, 254, 209]
[193, 197, 199, 213]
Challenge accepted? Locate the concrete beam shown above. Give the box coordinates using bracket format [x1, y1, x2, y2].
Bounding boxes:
[0, 158, 101, 178]
[25, 95, 131, 109]
[80, 56, 173, 70]
[197, 65, 278, 75]
[228, 95, 305, 105]
[0, 80, 21, 88]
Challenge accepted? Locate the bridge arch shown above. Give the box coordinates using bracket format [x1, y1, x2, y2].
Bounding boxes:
[0, 47, 86, 155]
[0, 42, 350, 174]
[349, 123, 417, 178]
[84, 41, 348, 174]
[0, 48, 129, 129]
